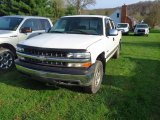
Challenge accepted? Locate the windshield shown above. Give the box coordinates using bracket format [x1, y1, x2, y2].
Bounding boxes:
[0, 17, 23, 31]
[117, 24, 128, 28]
[49, 17, 103, 35]
[136, 24, 148, 28]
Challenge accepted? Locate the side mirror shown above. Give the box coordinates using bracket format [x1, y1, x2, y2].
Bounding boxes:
[108, 29, 118, 36]
[21, 27, 32, 33]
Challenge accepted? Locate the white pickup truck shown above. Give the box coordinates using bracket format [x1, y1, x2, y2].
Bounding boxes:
[15, 15, 122, 93]
[0, 15, 53, 71]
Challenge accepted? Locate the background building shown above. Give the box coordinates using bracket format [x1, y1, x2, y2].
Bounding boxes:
[110, 4, 137, 29]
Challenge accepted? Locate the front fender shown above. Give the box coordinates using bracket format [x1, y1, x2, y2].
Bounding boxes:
[87, 38, 107, 64]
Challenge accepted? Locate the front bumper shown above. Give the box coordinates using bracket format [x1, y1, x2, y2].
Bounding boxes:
[135, 32, 147, 35]
[15, 60, 95, 86]
[134, 30, 149, 35]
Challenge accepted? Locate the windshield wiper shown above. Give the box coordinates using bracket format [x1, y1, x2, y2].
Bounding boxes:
[66, 29, 89, 35]
[49, 31, 64, 33]
[67, 30, 100, 35]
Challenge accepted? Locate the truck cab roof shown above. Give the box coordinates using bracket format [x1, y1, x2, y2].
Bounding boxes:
[62, 15, 111, 19]
[1, 15, 50, 20]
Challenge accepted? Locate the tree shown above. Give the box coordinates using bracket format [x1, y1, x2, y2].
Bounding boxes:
[0, 0, 12, 16]
[132, 12, 143, 22]
[0, 0, 49, 16]
[66, 0, 96, 14]
[65, 6, 76, 15]
[144, 0, 160, 28]
[0, 0, 65, 22]
[47, 0, 65, 22]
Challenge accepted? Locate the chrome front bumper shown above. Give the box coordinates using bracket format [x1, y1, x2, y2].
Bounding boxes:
[15, 61, 94, 86]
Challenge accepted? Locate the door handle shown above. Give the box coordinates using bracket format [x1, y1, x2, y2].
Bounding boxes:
[113, 38, 115, 41]
[10, 35, 17, 37]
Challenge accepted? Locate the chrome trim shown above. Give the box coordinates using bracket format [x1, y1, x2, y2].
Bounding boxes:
[17, 52, 90, 63]
[16, 64, 93, 84]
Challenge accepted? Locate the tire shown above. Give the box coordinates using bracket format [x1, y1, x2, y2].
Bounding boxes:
[84, 60, 103, 94]
[0, 48, 15, 72]
[113, 45, 120, 59]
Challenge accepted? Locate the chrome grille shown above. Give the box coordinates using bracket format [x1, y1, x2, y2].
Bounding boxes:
[24, 48, 67, 58]
[21, 47, 68, 67]
[138, 29, 145, 32]
[23, 58, 66, 67]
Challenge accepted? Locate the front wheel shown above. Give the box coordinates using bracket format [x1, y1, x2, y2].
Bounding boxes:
[0, 48, 15, 72]
[84, 60, 103, 94]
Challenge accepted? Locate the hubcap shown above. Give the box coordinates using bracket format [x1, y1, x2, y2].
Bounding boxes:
[94, 68, 101, 87]
[0, 52, 13, 70]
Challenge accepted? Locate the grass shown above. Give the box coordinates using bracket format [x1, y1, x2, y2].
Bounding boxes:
[0, 33, 160, 120]
[150, 29, 160, 33]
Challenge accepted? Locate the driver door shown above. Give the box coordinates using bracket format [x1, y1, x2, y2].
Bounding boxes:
[104, 19, 115, 58]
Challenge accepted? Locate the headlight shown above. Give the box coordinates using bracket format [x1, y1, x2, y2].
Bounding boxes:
[67, 52, 91, 59]
[16, 46, 24, 52]
[66, 52, 91, 68]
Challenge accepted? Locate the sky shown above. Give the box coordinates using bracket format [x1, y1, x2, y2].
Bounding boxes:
[88, 0, 155, 9]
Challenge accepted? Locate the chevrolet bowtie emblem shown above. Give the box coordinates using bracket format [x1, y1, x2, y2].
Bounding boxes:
[39, 56, 46, 61]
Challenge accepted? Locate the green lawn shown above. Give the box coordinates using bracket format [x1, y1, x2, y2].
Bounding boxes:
[0, 33, 160, 120]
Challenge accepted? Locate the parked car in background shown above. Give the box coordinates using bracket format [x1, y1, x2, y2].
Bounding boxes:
[134, 24, 149, 36]
[117, 23, 130, 35]
[15, 15, 122, 93]
[0, 15, 53, 71]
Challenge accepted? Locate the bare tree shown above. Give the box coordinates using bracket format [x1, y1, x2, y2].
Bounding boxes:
[66, 0, 96, 14]
[145, 0, 160, 28]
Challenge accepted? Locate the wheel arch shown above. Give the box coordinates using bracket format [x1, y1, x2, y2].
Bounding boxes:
[0, 43, 16, 57]
[96, 52, 106, 73]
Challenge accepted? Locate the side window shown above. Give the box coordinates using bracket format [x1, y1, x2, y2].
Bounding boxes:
[105, 19, 111, 36]
[40, 19, 51, 30]
[21, 19, 33, 30]
[110, 20, 115, 29]
[32, 19, 43, 30]
[21, 19, 43, 31]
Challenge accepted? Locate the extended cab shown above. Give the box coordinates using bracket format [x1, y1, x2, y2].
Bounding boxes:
[15, 15, 122, 93]
[0, 15, 53, 71]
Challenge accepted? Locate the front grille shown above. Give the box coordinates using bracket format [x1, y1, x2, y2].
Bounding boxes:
[23, 58, 66, 67]
[21, 47, 68, 67]
[138, 29, 145, 32]
[24, 48, 67, 58]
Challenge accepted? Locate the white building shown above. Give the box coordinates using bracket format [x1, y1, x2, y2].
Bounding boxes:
[110, 9, 121, 26]
[110, 4, 137, 29]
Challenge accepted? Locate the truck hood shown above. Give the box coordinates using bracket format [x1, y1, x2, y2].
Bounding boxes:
[19, 33, 103, 49]
[0, 30, 17, 38]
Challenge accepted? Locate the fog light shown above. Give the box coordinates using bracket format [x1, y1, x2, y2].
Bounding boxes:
[67, 62, 92, 68]
[18, 56, 25, 60]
